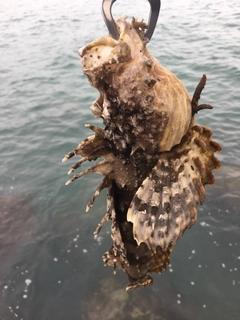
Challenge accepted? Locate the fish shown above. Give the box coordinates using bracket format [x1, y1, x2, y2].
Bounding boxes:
[63, 17, 221, 290]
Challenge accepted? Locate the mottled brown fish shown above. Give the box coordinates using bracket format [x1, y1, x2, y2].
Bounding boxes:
[63, 17, 221, 290]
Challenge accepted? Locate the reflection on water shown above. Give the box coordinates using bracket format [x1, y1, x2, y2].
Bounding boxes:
[0, 0, 240, 319]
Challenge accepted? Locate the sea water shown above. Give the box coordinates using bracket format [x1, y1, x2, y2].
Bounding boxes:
[0, 0, 240, 319]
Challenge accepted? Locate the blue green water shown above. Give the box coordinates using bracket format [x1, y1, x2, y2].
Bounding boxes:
[0, 0, 240, 319]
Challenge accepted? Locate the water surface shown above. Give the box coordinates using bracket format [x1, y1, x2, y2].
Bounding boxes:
[0, 0, 240, 319]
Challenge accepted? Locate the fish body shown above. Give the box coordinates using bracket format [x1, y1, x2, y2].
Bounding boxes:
[63, 18, 221, 290]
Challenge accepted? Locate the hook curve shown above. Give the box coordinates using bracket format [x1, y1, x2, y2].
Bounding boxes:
[102, 0, 161, 40]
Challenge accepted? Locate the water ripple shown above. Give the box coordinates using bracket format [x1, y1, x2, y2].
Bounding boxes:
[0, 0, 240, 319]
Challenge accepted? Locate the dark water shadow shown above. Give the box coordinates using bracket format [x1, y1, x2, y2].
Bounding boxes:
[0, 165, 240, 320]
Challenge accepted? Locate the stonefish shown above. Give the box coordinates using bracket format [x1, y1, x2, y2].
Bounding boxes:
[63, 17, 221, 290]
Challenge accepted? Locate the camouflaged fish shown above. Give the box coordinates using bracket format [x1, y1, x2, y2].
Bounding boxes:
[62, 17, 221, 290]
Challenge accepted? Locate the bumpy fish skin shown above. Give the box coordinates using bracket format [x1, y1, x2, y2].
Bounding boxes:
[79, 17, 192, 153]
[63, 18, 221, 290]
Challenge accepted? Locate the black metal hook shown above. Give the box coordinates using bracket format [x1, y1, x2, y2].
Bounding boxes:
[102, 0, 161, 41]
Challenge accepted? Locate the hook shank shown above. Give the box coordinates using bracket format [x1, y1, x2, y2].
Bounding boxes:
[102, 0, 161, 41]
